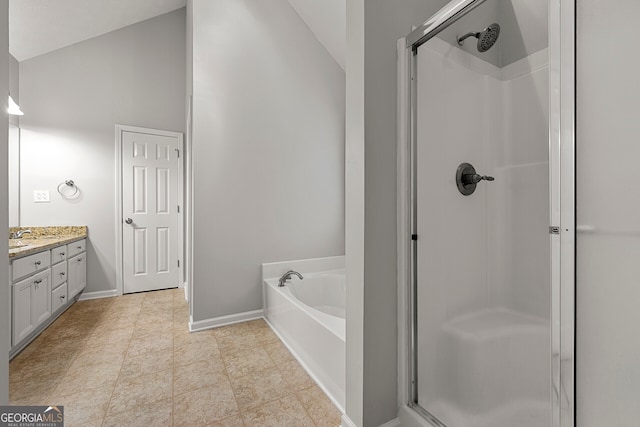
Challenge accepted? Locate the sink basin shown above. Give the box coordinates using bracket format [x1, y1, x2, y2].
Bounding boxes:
[8, 241, 33, 249]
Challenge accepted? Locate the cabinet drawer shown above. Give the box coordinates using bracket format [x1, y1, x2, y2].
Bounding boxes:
[52, 283, 68, 312]
[67, 239, 86, 258]
[51, 245, 67, 264]
[51, 261, 67, 288]
[12, 251, 51, 282]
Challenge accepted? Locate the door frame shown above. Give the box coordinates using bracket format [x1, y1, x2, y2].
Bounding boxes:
[396, 0, 576, 425]
[115, 124, 184, 296]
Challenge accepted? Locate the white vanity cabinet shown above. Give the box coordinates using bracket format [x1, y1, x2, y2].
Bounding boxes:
[10, 238, 87, 353]
[51, 245, 68, 312]
[12, 258, 51, 346]
[67, 241, 86, 299]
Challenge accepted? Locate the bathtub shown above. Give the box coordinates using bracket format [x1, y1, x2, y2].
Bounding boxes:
[263, 260, 345, 412]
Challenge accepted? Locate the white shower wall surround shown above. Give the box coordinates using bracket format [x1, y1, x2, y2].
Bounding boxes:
[415, 37, 549, 426]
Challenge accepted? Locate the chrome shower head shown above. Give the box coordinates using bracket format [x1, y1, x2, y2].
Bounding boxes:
[457, 23, 500, 52]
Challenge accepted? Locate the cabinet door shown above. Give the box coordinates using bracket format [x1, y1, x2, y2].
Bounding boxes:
[68, 253, 86, 299]
[31, 270, 52, 327]
[12, 278, 34, 346]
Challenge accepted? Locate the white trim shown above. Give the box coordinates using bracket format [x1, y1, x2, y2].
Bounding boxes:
[77, 289, 118, 301]
[188, 309, 264, 332]
[114, 124, 185, 296]
[183, 281, 189, 302]
[340, 414, 358, 427]
[380, 418, 401, 427]
[396, 37, 412, 410]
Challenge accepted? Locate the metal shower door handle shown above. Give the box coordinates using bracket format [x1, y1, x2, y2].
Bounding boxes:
[124, 218, 133, 224]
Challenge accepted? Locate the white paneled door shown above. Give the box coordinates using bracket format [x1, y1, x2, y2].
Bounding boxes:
[122, 130, 180, 294]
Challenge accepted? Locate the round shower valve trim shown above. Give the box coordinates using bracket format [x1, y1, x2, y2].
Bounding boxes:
[456, 162, 494, 196]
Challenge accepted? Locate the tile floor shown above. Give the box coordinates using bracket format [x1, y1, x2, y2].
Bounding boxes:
[9, 288, 342, 427]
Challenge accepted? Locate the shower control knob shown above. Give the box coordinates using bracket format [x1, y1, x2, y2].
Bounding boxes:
[461, 173, 494, 185]
[456, 163, 494, 196]
[124, 218, 133, 224]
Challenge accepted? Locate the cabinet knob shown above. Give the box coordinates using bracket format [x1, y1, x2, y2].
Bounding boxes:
[34, 279, 42, 284]
[78, 258, 83, 262]
[60, 272, 66, 276]
[34, 261, 41, 266]
[60, 252, 65, 256]
[77, 246, 82, 250]
[61, 295, 65, 300]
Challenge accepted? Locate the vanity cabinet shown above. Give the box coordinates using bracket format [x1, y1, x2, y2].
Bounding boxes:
[10, 238, 87, 352]
[68, 252, 86, 300]
[12, 269, 51, 345]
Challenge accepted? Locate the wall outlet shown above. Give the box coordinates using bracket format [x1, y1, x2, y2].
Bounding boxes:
[33, 190, 50, 203]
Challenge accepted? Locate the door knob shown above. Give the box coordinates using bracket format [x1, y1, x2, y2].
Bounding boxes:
[125, 218, 133, 224]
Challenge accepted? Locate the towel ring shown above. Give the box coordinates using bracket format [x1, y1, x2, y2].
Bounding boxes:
[57, 180, 80, 199]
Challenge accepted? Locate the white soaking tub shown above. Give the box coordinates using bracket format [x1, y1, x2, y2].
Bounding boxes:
[262, 258, 345, 412]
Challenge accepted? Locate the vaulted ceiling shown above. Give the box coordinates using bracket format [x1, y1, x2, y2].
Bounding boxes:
[10, 0, 186, 61]
[9, 0, 346, 69]
[287, 0, 345, 70]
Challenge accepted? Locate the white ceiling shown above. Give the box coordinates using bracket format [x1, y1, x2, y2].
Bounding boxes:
[9, 0, 186, 61]
[287, 0, 345, 70]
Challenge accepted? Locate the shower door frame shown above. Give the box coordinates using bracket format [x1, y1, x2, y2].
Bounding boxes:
[396, 0, 576, 426]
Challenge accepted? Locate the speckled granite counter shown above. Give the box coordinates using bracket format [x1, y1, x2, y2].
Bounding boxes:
[8, 226, 88, 259]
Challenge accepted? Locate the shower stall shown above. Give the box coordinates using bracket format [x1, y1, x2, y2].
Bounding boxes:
[397, 0, 575, 426]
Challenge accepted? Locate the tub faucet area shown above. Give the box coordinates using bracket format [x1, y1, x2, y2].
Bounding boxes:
[278, 270, 303, 287]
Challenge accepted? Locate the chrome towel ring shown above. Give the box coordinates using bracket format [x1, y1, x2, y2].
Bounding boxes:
[57, 179, 80, 200]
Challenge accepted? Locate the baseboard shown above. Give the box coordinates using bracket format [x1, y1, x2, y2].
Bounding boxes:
[341, 414, 358, 427]
[77, 289, 118, 301]
[189, 309, 263, 332]
[380, 417, 401, 427]
[341, 414, 399, 427]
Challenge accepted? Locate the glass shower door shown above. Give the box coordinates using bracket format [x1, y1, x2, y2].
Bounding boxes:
[411, 0, 551, 425]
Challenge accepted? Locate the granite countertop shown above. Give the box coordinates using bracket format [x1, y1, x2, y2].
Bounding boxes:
[8, 226, 88, 259]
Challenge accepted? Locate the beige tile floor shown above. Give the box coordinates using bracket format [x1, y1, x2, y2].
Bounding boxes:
[9, 288, 342, 427]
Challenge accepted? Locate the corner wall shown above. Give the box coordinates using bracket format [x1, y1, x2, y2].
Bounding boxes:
[190, 0, 345, 322]
[0, 0, 10, 405]
[576, 0, 640, 424]
[18, 9, 186, 294]
[345, 0, 450, 425]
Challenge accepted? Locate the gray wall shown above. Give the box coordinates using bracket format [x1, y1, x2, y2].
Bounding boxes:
[18, 9, 186, 294]
[190, 0, 345, 322]
[345, 0, 449, 425]
[0, 0, 9, 405]
[8, 53, 18, 127]
[576, 0, 640, 425]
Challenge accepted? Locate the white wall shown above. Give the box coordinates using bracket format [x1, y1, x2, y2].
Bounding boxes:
[18, 9, 186, 294]
[577, 0, 640, 425]
[0, 0, 10, 405]
[190, 0, 345, 322]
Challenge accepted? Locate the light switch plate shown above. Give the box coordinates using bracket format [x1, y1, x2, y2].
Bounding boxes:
[34, 190, 50, 203]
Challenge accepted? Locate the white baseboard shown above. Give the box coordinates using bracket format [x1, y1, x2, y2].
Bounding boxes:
[341, 414, 399, 427]
[341, 414, 358, 427]
[78, 289, 118, 301]
[189, 309, 263, 332]
[380, 417, 401, 427]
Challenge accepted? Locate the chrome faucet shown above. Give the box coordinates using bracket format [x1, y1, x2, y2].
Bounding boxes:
[278, 270, 303, 287]
[10, 229, 32, 239]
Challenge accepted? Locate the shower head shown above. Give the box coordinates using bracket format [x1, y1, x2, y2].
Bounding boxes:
[457, 23, 500, 52]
